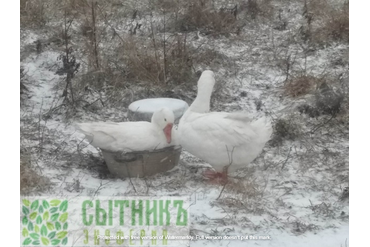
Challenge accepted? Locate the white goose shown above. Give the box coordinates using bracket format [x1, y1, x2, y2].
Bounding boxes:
[75, 107, 176, 152]
[178, 70, 272, 181]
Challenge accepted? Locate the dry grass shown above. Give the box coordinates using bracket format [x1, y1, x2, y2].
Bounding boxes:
[315, 82, 345, 117]
[121, 35, 194, 85]
[306, 0, 349, 44]
[226, 177, 265, 199]
[20, 0, 48, 28]
[270, 117, 302, 147]
[173, 0, 273, 35]
[239, 0, 274, 21]
[20, 155, 52, 195]
[284, 75, 321, 98]
[20, 0, 67, 28]
[172, 0, 239, 35]
[213, 177, 268, 215]
[111, 35, 227, 87]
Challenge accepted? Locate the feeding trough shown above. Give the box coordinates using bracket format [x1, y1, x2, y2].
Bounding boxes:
[128, 98, 189, 122]
[101, 145, 182, 178]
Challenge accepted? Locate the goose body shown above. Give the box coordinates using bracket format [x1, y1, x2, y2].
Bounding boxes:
[178, 70, 272, 174]
[75, 108, 176, 152]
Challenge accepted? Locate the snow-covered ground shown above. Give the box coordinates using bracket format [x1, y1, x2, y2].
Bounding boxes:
[20, 1, 349, 246]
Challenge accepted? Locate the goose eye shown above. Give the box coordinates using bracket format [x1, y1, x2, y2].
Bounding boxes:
[164, 118, 167, 121]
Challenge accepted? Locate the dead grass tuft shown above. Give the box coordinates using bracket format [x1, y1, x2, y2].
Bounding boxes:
[20, 155, 52, 195]
[20, 0, 49, 28]
[226, 178, 265, 199]
[314, 82, 344, 117]
[174, 0, 239, 35]
[340, 186, 349, 201]
[120, 35, 194, 85]
[307, 0, 349, 44]
[239, 0, 274, 21]
[270, 117, 302, 147]
[298, 80, 346, 119]
[289, 220, 319, 235]
[284, 75, 321, 98]
[309, 201, 338, 218]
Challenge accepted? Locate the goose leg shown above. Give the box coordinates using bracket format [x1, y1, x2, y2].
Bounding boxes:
[202, 168, 228, 185]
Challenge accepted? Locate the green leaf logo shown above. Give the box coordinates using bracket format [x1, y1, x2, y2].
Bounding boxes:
[51, 213, 59, 222]
[29, 212, 37, 220]
[23, 199, 31, 207]
[59, 213, 68, 223]
[50, 207, 58, 214]
[39, 205, 44, 214]
[43, 211, 49, 221]
[48, 231, 56, 239]
[22, 227, 29, 237]
[59, 200, 68, 212]
[28, 222, 34, 231]
[22, 237, 32, 245]
[56, 231, 67, 239]
[51, 239, 60, 245]
[50, 200, 61, 207]
[47, 222, 54, 231]
[31, 200, 39, 211]
[63, 222, 68, 230]
[22, 216, 28, 225]
[62, 237, 68, 245]
[36, 215, 42, 224]
[22, 206, 30, 215]
[42, 200, 50, 209]
[41, 237, 50, 245]
[30, 233, 40, 240]
[32, 239, 40, 245]
[41, 224, 48, 236]
[55, 222, 61, 230]
[22, 198, 69, 246]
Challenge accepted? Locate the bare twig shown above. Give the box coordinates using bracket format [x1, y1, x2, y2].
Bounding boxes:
[310, 115, 335, 134]
[281, 147, 292, 170]
[91, 1, 99, 69]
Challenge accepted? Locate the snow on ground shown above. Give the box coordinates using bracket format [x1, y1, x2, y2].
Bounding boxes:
[20, 1, 348, 246]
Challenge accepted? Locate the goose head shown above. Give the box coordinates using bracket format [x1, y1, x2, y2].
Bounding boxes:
[151, 107, 175, 144]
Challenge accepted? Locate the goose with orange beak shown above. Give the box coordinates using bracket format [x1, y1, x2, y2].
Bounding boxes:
[178, 70, 272, 184]
[75, 107, 176, 152]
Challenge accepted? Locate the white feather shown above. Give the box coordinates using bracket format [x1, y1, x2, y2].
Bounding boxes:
[75, 108, 176, 152]
[178, 70, 272, 173]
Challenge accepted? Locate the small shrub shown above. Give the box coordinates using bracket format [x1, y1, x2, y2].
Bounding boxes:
[307, 0, 349, 44]
[340, 186, 349, 201]
[270, 118, 301, 146]
[297, 104, 320, 118]
[20, 156, 52, 195]
[298, 81, 345, 118]
[120, 34, 199, 86]
[174, 0, 239, 35]
[314, 82, 344, 117]
[240, 0, 274, 21]
[284, 75, 321, 98]
[20, 0, 49, 28]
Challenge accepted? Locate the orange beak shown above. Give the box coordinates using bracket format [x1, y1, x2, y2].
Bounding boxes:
[163, 123, 173, 144]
